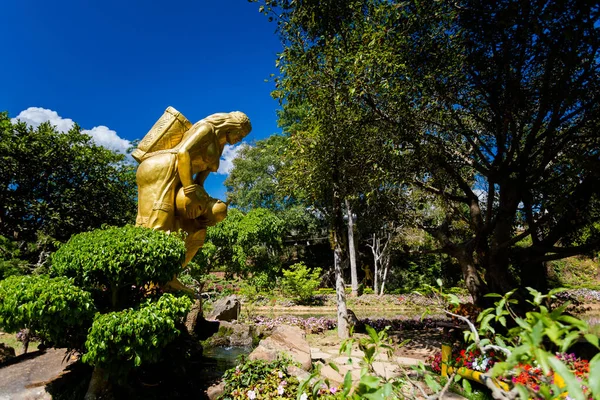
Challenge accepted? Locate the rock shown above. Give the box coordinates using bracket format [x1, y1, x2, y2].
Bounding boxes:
[286, 365, 311, 382]
[0, 343, 15, 363]
[319, 363, 344, 385]
[206, 381, 225, 400]
[395, 356, 423, 366]
[249, 325, 312, 371]
[185, 299, 203, 337]
[207, 295, 241, 322]
[205, 321, 255, 347]
[372, 361, 399, 379]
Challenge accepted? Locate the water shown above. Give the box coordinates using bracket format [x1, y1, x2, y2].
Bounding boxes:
[202, 345, 253, 375]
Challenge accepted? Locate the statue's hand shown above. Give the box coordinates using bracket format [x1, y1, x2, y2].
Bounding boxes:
[184, 194, 203, 219]
[180, 184, 210, 220]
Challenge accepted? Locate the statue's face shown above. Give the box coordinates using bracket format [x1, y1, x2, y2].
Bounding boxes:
[225, 127, 247, 145]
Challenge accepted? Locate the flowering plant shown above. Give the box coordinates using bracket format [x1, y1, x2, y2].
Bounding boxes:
[454, 348, 498, 372]
[427, 352, 442, 373]
[500, 354, 591, 399]
[219, 357, 299, 400]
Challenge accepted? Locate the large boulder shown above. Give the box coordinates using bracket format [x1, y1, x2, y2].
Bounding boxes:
[205, 321, 255, 347]
[207, 295, 241, 322]
[248, 324, 312, 371]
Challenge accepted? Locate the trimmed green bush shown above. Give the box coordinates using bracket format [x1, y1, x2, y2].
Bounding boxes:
[82, 293, 191, 377]
[0, 275, 96, 348]
[52, 225, 185, 289]
[51, 225, 186, 309]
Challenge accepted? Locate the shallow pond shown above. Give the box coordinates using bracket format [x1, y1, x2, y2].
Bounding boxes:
[202, 345, 253, 375]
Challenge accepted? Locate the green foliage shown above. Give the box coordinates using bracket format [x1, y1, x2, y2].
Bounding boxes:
[548, 256, 600, 289]
[472, 289, 600, 399]
[256, 0, 600, 301]
[82, 293, 191, 377]
[301, 324, 406, 399]
[225, 135, 296, 212]
[0, 235, 29, 279]
[0, 112, 137, 264]
[0, 275, 96, 348]
[195, 208, 285, 278]
[281, 262, 321, 304]
[51, 225, 185, 308]
[219, 356, 300, 400]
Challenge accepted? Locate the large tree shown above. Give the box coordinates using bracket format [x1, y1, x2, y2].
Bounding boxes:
[0, 112, 137, 267]
[256, 0, 600, 304]
[255, 0, 402, 336]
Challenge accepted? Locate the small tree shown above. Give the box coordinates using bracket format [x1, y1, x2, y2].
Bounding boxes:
[281, 262, 322, 304]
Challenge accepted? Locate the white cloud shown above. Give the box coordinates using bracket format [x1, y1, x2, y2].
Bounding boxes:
[217, 143, 247, 175]
[12, 107, 75, 133]
[82, 126, 130, 154]
[11, 107, 131, 155]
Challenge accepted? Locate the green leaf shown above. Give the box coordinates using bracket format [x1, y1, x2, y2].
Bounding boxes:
[342, 371, 353, 396]
[365, 324, 378, 343]
[584, 333, 599, 349]
[358, 374, 381, 390]
[462, 378, 472, 395]
[588, 353, 600, 396]
[329, 362, 340, 373]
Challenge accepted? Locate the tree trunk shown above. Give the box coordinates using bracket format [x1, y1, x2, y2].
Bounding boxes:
[334, 236, 349, 339]
[454, 248, 488, 305]
[486, 183, 520, 295]
[345, 198, 358, 297]
[518, 251, 549, 293]
[373, 257, 379, 294]
[379, 256, 390, 296]
[332, 196, 349, 339]
[84, 367, 110, 400]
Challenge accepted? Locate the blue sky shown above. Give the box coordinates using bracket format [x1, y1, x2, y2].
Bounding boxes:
[1, 0, 282, 200]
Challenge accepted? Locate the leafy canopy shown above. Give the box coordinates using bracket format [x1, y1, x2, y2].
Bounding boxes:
[51, 225, 186, 292]
[0, 275, 96, 348]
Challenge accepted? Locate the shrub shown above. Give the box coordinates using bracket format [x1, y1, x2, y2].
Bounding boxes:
[82, 293, 191, 378]
[0, 225, 194, 396]
[52, 225, 185, 289]
[0, 275, 96, 349]
[51, 225, 186, 309]
[281, 262, 321, 304]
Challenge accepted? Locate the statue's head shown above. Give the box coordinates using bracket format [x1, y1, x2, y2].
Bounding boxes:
[204, 111, 252, 145]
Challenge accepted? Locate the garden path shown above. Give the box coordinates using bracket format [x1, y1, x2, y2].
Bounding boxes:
[0, 348, 77, 400]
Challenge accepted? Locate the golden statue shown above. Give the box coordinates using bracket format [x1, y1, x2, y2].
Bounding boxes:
[134, 107, 251, 284]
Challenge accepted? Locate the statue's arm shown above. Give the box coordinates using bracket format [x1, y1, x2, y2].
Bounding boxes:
[177, 124, 212, 188]
[176, 124, 213, 218]
[194, 170, 211, 185]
